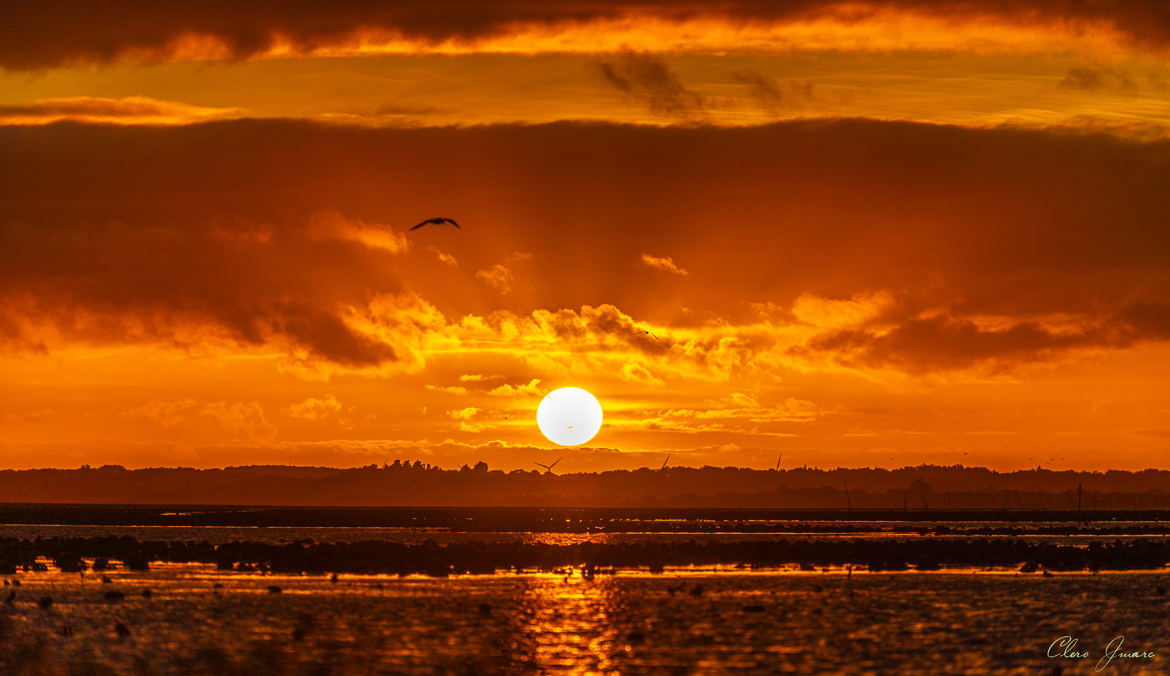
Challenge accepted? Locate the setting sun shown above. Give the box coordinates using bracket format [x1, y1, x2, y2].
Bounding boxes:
[536, 387, 604, 446]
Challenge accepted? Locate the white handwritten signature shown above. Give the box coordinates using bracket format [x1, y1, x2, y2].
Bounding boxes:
[1048, 635, 1156, 671]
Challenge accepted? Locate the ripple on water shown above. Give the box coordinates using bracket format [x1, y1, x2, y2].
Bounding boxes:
[2, 566, 1169, 674]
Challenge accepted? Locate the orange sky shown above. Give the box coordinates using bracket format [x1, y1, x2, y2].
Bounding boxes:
[1, 1, 1168, 471]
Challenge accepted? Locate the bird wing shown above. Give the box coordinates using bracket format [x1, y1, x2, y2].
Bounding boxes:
[445, 219, 461, 229]
[410, 220, 433, 230]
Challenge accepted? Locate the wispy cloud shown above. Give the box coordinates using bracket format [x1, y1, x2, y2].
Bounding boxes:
[476, 264, 514, 294]
[597, 52, 706, 120]
[640, 253, 689, 276]
[0, 96, 244, 125]
[287, 395, 343, 421]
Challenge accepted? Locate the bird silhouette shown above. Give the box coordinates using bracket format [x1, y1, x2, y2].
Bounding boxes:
[534, 457, 562, 474]
[635, 329, 660, 341]
[410, 217, 460, 231]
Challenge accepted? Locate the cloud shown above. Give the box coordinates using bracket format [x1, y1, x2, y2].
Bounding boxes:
[5, 2, 1170, 69]
[372, 103, 447, 117]
[487, 379, 543, 397]
[0, 96, 245, 125]
[287, 395, 343, 420]
[429, 246, 458, 267]
[475, 264, 514, 294]
[597, 52, 706, 120]
[307, 210, 410, 253]
[732, 70, 816, 113]
[203, 401, 277, 442]
[640, 253, 689, 276]
[641, 396, 822, 425]
[0, 209, 407, 366]
[790, 291, 896, 329]
[620, 361, 664, 386]
[425, 384, 469, 395]
[797, 305, 1170, 372]
[122, 399, 200, 428]
[1060, 64, 1137, 90]
[123, 399, 276, 441]
[1149, 67, 1170, 91]
[2, 118, 1169, 378]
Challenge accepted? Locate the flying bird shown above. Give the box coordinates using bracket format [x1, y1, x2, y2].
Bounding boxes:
[534, 457, 562, 474]
[410, 217, 460, 231]
[635, 330, 660, 341]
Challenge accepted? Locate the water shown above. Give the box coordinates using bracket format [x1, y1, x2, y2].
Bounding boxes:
[3, 566, 1168, 673]
[2, 510, 1169, 673]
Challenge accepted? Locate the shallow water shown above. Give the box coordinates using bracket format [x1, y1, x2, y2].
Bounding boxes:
[2, 564, 1168, 674]
[4, 522, 1167, 547]
[3, 513, 1169, 673]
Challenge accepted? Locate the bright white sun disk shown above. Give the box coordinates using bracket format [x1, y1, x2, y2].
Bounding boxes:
[536, 387, 603, 446]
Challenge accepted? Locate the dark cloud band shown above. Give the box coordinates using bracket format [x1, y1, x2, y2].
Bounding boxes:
[1, 118, 1167, 371]
[2, 1, 1170, 69]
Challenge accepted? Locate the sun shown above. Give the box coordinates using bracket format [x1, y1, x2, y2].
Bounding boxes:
[536, 387, 603, 446]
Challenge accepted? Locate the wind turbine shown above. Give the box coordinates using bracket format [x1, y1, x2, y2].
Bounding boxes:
[660, 454, 671, 471]
[534, 457, 562, 475]
[774, 453, 782, 471]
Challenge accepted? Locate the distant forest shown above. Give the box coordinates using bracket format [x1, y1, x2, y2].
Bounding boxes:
[4, 462, 1170, 508]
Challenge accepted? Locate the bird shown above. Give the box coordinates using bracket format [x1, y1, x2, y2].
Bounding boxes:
[410, 217, 460, 231]
[534, 457, 562, 474]
[635, 329, 660, 341]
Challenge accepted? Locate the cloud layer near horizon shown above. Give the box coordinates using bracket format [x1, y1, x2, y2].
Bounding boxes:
[3, 1, 1170, 69]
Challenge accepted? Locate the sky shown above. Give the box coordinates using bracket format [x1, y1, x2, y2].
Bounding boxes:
[1, 1, 1168, 472]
